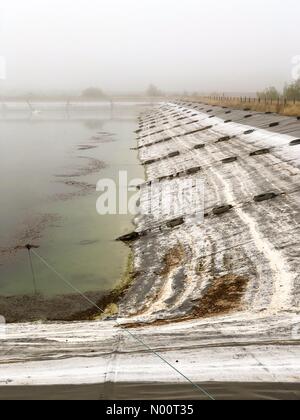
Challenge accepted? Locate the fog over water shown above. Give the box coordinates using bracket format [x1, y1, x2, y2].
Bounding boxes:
[0, 0, 300, 94]
[0, 102, 146, 298]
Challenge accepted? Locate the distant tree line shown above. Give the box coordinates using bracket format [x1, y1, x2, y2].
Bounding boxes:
[257, 79, 300, 101]
[146, 84, 165, 97]
[81, 85, 165, 99]
[81, 87, 106, 99]
[4, 85, 166, 101]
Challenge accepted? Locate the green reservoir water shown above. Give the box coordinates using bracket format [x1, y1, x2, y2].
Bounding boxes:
[0, 102, 148, 297]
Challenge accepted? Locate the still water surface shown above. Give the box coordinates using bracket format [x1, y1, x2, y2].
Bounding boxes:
[0, 102, 148, 296]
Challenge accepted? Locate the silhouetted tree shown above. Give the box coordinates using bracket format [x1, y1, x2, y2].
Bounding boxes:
[283, 79, 300, 101]
[146, 84, 163, 97]
[257, 86, 280, 100]
[81, 87, 106, 99]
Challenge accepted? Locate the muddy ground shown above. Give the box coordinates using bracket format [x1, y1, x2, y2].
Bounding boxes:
[0, 292, 107, 323]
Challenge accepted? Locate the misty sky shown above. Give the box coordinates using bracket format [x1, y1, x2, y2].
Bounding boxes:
[0, 0, 299, 94]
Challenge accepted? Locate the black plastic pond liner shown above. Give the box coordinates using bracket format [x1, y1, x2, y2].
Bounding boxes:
[185, 120, 198, 125]
[117, 231, 140, 243]
[269, 122, 280, 127]
[250, 148, 270, 156]
[290, 139, 300, 146]
[186, 166, 202, 175]
[244, 129, 256, 135]
[182, 126, 213, 137]
[159, 136, 173, 143]
[222, 157, 238, 164]
[216, 136, 231, 143]
[143, 159, 158, 165]
[158, 175, 171, 182]
[168, 151, 180, 158]
[158, 152, 180, 162]
[166, 217, 185, 229]
[213, 205, 233, 215]
[144, 136, 172, 148]
[194, 144, 205, 150]
[254, 192, 278, 203]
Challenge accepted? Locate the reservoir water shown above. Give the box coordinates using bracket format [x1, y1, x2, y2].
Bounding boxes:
[0, 101, 148, 298]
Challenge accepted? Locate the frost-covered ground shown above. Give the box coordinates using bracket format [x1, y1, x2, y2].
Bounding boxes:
[0, 102, 299, 394]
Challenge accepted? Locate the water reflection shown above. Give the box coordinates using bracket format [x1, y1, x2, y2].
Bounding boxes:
[0, 101, 151, 299]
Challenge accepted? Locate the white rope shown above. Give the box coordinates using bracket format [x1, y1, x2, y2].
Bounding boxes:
[31, 249, 215, 401]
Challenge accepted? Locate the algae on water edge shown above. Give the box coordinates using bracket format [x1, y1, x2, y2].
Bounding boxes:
[73, 251, 137, 321]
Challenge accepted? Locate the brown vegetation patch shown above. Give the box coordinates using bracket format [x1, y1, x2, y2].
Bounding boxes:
[160, 245, 185, 277]
[192, 97, 300, 117]
[123, 245, 186, 319]
[192, 274, 248, 318]
[122, 274, 248, 329]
